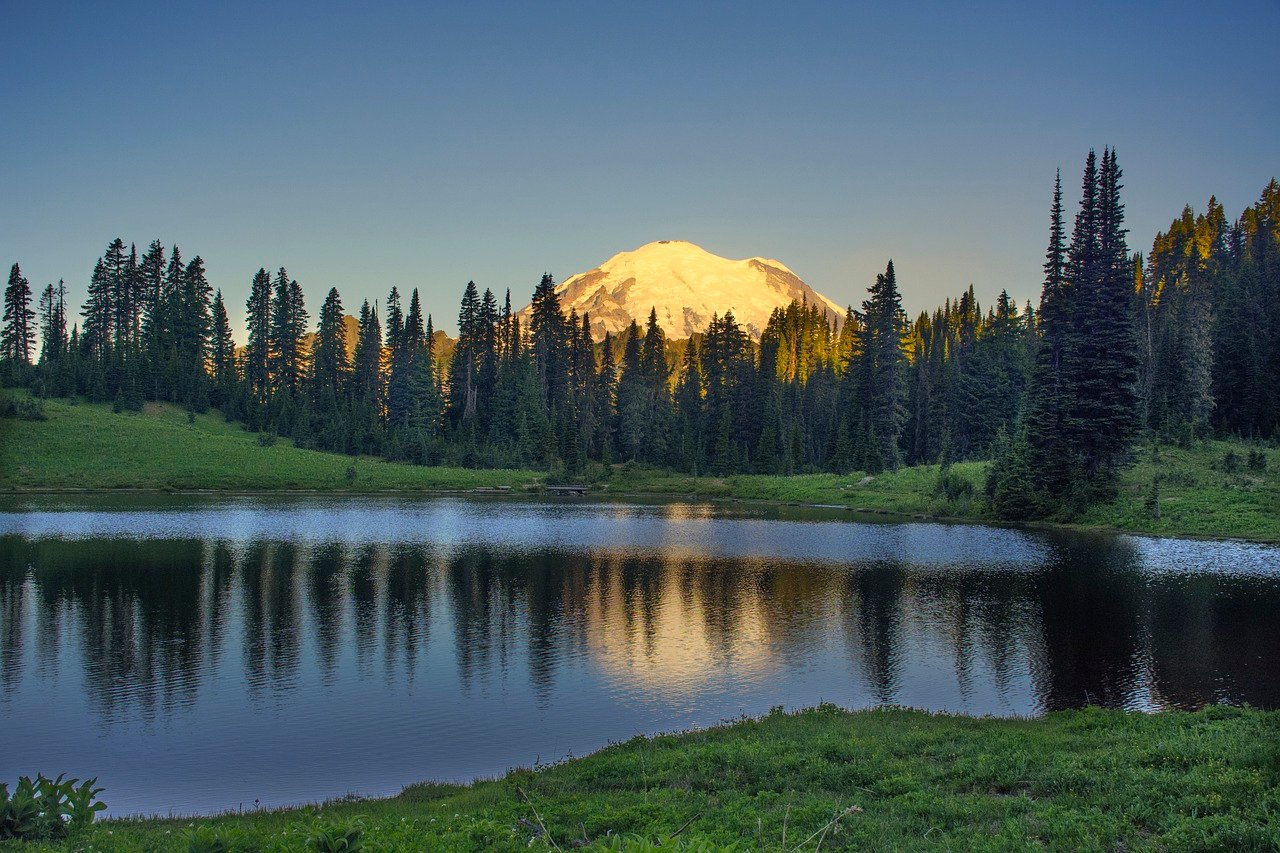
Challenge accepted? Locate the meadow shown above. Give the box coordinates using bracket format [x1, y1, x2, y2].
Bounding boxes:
[2, 391, 1277, 542]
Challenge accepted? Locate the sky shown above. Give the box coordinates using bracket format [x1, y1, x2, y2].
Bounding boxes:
[2, 1, 1277, 337]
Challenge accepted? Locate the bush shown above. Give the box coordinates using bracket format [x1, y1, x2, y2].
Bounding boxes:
[935, 467, 975, 504]
[1246, 449, 1267, 472]
[0, 774, 105, 841]
[0, 395, 47, 421]
[1219, 450, 1241, 474]
[257, 432, 278, 447]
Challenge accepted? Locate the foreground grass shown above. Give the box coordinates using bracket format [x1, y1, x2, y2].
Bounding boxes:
[2, 392, 1277, 541]
[6, 705, 1278, 851]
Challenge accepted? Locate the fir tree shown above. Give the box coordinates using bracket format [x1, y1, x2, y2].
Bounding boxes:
[210, 290, 237, 398]
[269, 267, 307, 395]
[245, 267, 273, 401]
[858, 260, 908, 469]
[2, 263, 35, 367]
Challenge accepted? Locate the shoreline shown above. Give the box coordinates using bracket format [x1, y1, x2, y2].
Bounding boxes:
[7, 704, 1275, 850]
[4, 483, 1278, 546]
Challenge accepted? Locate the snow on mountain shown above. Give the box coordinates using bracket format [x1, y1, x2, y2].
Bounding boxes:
[517, 240, 844, 341]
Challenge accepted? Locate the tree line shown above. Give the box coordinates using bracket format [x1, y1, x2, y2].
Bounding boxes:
[3, 151, 1277, 519]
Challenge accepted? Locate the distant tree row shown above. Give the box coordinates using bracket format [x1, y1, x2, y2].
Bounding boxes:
[3, 152, 1277, 517]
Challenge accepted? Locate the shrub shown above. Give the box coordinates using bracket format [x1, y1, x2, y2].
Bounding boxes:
[0, 774, 105, 841]
[1219, 450, 1241, 474]
[257, 432, 278, 447]
[0, 395, 47, 421]
[935, 467, 975, 504]
[1246, 449, 1267, 472]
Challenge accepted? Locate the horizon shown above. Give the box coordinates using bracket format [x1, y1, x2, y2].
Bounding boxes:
[3, 1, 1279, 338]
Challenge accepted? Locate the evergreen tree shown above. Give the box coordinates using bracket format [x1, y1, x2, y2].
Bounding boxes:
[269, 267, 307, 395]
[2, 263, 35, 368]
[81, 258, 113, 363]
[448, 280, 481, 425]
[175, 255, 213, 404]
[1068, 148, 1139, 483]
[858, 260, 908, 469]
[138, 240, 167, 395]
[245, 267, 273, 401]
[1023, 169, 1074, 498]
[311, 287, 349, 402]
[210, 290, 237, 400]
[674, 337, 705, 472]
[615, 321, 646, 461]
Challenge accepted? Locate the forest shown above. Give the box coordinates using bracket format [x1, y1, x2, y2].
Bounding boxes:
[3, 150, 1278, 521]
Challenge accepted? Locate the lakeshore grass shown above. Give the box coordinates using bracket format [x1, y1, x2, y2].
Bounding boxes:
[2, 391, 1278, 541]
[4, 705, 1277, 851]
[0, 393, 539, 493]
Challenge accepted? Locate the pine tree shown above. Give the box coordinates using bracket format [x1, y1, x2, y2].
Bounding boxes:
[615, 321, 646, 461]
[245, 267, 273, 401]
[37, 280, 68, 364]
[1069, 148, 1139, 484]
[2, 263, 35, 368]
[350, 299, 385, 453]
[859, 260, 908, 469]
[311, 287, 349, 402]
[138, 240, 167, 395]
[210, 290, 237, 399]
[81, 258, 113, 363]
[175, 255, 213, 404]
[595, 331, 617, 463]
[674, 337, 704, 471]
[448, 280, 481, 425]
[1024, 169, 1074, 497]
[639, 307, 671, 462]
[269, 267, 307, 395]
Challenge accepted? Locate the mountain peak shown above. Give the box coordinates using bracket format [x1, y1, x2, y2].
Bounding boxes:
[519, 241, 841, 341]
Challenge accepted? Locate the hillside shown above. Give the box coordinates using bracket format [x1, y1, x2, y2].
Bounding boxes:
[518, 240, 844, 340]
[0, 394, 537, 492]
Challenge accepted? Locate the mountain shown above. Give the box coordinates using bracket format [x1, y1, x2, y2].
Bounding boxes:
[517, 240, 844, 341]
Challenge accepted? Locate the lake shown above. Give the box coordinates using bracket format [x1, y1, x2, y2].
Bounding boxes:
[1, 495, 1277, 817]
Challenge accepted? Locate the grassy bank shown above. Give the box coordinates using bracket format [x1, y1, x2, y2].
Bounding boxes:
[605, 439, 1280, 542]
[6, 705, 1278, 851]
[0, 394, 539, 492]
[2, 392, 1277, 541]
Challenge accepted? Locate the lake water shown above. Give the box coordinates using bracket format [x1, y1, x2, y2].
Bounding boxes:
[1, 495, 1278, 817]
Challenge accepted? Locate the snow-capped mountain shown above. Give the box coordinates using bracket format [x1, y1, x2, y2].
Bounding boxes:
[517, 240, 844, 341]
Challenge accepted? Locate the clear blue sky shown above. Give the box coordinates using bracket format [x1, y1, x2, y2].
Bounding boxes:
[3, 1, 1277, 336]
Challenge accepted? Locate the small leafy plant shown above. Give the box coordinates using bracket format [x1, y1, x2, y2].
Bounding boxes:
[184, 823, 256, 852]
[305, 817, 365, 852]
[0, 773, 105, 840]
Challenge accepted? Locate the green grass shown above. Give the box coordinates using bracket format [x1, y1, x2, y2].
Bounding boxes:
[2, 391, 1278, 541]
[0, 393, 540, 492]
[600, 440, 1280, 543]
[600, 462, 987, 516]
[6, 705, 1277, 851]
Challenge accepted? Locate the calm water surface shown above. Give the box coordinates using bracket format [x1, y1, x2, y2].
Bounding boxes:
[1, 495, 1277, 816]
